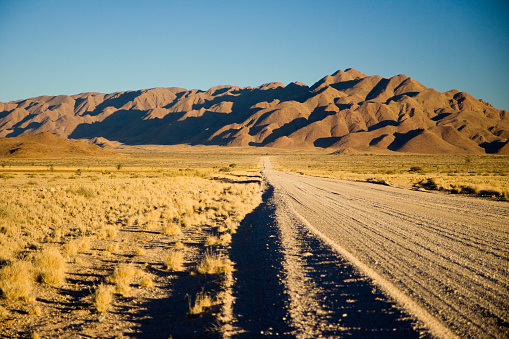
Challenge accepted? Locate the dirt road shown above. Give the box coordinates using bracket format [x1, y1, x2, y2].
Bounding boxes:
[231, 157, 508, 338]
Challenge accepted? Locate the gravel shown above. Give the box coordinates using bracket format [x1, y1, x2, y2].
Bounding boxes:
[253, 157, 509, 339]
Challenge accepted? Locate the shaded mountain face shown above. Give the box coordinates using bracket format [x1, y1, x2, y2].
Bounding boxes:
[0, 68, 508, 154]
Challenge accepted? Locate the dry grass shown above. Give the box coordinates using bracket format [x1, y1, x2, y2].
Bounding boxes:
[0, 305, 9, 318]
[205, 233, 232, 247]
[96, 225, 118, 240]
[106, 263, 142, 295]
[273, 154, 509, 200]
[188, 291, 216, 317]
[174, 241, 185, 250]
[163, 250, 185, 271]
[29, 305, 43, 316]
[196, 251, 232, 275]
[205, 235, 220, 247]
[162, 223, 182, 236]
[92, 284, 114, 313]
[140, 276, 153, 288]
[0, 152, 263, 335]
[63, 237, 92, 255]
[0, 260, 34, 301]
[35, 247, 66, 286]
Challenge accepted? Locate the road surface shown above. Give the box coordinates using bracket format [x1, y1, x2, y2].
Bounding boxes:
[231, 157, 508, 338]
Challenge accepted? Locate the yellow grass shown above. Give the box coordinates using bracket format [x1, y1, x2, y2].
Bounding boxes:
[0, 305, 9, 318]
[188, 291, 216, 317]
[162, 223, 182, 236]
[0, 151, 262, 335]
[63, 237, 92, 255]
[92, 284, 114, 313]
[29, 305, 43, 316]
[196, 251, 232, 275]
[35, 247, 66, 286]
[0, 260, 34, 301]
[163, 250, 184, 271]
[134, 247, 146, 256]
[140, 276, 153, 288]
[106, 263, 142, 295]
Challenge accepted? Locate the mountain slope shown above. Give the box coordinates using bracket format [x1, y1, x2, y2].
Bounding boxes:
[0, 68, 507, 154]
[0, 132, 117, 158]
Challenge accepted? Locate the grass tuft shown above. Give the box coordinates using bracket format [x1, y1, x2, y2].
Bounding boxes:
[163, 250, 184, 271]
[28, 305, 42, 316]
[162, 223, 182, 236]
[0, 260, 34, 301]
[0, 305, 9, 318]
[106, 263, 141, 296]
[35, 247, 66, 286]
[140, 276, 153, 288]
[92, 284, 114, 313]
[196, 251, 231, 275]
[188, 291, 215, 317]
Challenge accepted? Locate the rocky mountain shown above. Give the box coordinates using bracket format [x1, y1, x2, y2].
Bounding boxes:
[0, 68, 508, 154]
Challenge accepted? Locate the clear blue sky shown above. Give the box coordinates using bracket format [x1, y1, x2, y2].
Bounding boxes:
[1, 0, 508, 110]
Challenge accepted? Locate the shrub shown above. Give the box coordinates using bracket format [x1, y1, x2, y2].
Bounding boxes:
[64, 237, 91, 254]
[163, 251, 184, 271]
[196, 251, 231, 275]
[35, 247, 66, 286]
[140, 276, 153, 288]
[162, 223, 182, 236]
[96, 225, 117, 240]
[408, 166, 423, 173]
[180, 216, 192, 228]
[142, 220, 158, 231]
[106, 263, 141, 295]
[76, 186, 95, 198]
[205, 236, 220, 247]
[188, 291, 215, 317]
[219, 233, 232, 245]
[0, 305, 9, 317]
[205, 234, 231, 247]
[29, 305, 42, 316]
[0, 260, 34, 301]
[92, 284, 114, 313]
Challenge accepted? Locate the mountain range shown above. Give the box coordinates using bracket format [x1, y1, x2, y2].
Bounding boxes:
[1, 68, 508, 154]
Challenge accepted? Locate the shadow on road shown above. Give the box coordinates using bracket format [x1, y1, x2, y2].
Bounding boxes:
[230, 182, 430, 338]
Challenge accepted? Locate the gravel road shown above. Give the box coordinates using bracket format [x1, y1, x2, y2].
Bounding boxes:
[232, 157, 508, 338]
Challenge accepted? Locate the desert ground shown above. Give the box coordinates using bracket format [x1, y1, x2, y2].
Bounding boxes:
[0, 148, 507, 338]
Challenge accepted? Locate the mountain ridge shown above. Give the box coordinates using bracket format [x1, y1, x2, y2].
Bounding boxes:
[1, 68, 507, 154]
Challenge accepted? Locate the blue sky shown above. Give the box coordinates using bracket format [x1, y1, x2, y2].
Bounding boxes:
[1, 0, 508, 110]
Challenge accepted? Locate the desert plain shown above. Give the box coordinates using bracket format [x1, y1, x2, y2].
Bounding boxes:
[0, 142, 507, 338]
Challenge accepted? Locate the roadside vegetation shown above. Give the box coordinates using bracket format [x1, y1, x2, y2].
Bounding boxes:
[272, 154, 509, 200]
[0, 153, 261, 338]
